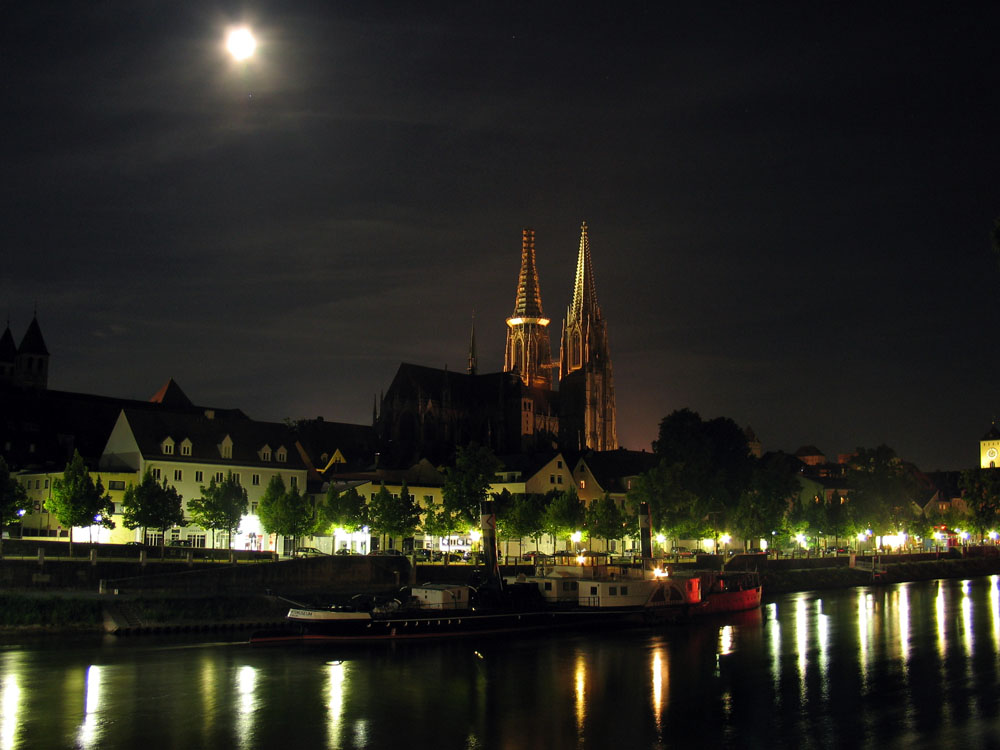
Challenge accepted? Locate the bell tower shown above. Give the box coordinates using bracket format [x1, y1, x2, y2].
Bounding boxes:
[504, 229, 554, 389]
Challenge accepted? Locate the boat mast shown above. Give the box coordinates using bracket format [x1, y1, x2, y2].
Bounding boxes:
[480, 499, 502, 587]
[638, 502, 653, 571]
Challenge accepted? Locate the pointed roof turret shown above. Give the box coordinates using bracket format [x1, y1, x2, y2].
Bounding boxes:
[17, 315, 49, 356]
[568, 221, 599, 325]
[149, 378, 193, 407]
[509, 229, 547, 322]
[0, 324, 16, 365]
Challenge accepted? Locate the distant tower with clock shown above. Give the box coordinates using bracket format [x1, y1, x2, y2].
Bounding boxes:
[981, 424, 1000, 468]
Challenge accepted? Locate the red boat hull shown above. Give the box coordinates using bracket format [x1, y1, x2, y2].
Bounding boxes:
[693, 585, 762, 616]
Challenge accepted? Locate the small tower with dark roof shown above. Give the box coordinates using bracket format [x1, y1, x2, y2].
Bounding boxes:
[14, 315, 49, 390]
[0, 321, 16, 385]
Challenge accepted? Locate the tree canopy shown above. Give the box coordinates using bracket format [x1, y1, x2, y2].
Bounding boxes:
[187, 472, 248, 549]
[258, 474, 315, 549]
[441, 444, 500, 529]
[959, 468, 1000, 536]
[46, 450, 115, 553]
[368, 481, 422, 545]
[585, 495, 627, 547]
[0, 457, 29, 555]
[319, 485, 369, 533]
[121, 469, 186, 551]
[845, 445, 919, 534]
[540, 488, 585, 549]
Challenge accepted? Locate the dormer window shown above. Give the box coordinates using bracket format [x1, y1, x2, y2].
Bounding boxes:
[180, 439, 192, 457]
[260, 445, 272, 462]
[162, 438, 175, 455]
[276, 447, 287, 463]
[219, 435, 233, 460]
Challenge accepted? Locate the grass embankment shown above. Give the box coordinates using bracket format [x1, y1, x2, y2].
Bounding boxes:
[761, 556, 1000, 595]
[0, 593, 289, 632]
[126, 595, 288, 624]
[0, 594, 103, 630]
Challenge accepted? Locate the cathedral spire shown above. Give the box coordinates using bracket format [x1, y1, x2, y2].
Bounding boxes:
[569, 221, 599, 325]
[504, 228, 553, 389]
[558, 222, 616, 451]
[467, 311, 478, 375]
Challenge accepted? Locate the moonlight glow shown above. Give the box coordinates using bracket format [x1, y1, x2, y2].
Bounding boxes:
[227, 28, 256, 61]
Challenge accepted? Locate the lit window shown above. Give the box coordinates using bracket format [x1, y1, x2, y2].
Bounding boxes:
[580, 480, 586, 489]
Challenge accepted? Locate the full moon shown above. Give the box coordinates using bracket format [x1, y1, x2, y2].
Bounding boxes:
[226, 28, 256, 61]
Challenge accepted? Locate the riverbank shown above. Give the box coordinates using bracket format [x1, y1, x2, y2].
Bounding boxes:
[4, 556, 1000, 634]
[760, 554, 1000, 594]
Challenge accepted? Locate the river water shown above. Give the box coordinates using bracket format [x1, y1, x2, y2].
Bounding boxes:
[2, 577, 999, 749]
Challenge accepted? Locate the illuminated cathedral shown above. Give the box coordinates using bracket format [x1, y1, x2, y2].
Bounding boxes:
[378, 223, 617, 463]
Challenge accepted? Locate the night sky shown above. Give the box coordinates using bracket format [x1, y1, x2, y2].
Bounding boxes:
[4, 2, 999, 472]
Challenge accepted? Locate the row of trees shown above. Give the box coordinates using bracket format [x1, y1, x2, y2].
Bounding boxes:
[632, 409, 1000, 549]
[10, 415, 1000, 556]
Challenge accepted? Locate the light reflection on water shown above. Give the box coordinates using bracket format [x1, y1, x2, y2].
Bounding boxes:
[1, 577, 999, 749]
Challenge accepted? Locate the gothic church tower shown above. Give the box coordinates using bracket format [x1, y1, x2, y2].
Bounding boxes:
[504, 229, 554, 389]
[558, 222, 617, 451]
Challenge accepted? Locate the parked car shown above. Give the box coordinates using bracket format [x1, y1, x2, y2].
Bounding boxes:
[294, 547, 328, 558]
[522, 551, 549, 561]
[367, 549, 403, 557]
[334, 548, 354, 556]
[413, 549, 432, 562]
[671, 547, 693, 558]
[168, 539, 192, 547]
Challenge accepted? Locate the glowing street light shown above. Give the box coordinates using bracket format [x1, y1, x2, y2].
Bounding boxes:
[227, 28, 256, 61]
